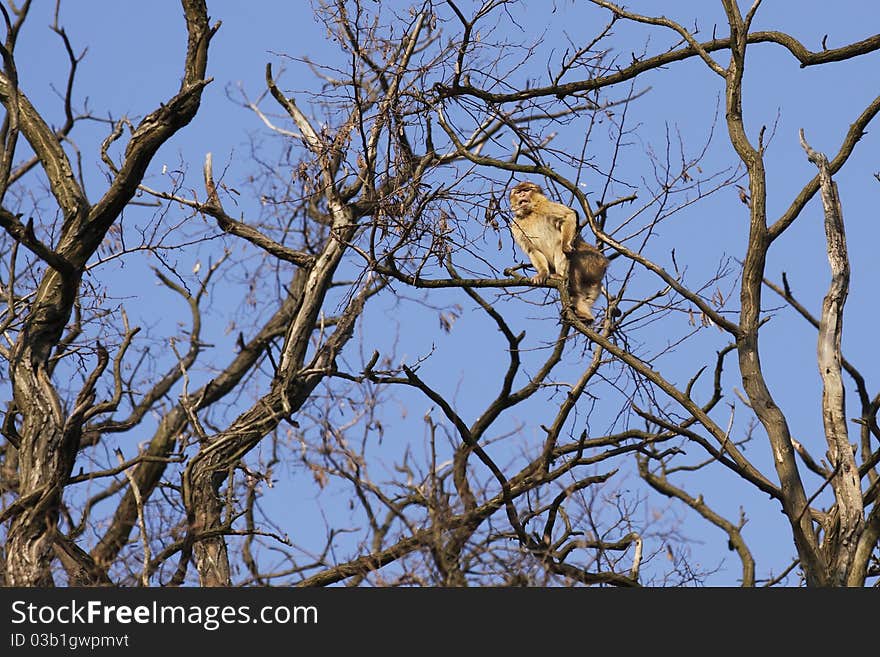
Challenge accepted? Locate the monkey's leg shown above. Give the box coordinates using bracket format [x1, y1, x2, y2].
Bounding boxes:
[552, 249, 569, 280]
[526, 249, 551, 284]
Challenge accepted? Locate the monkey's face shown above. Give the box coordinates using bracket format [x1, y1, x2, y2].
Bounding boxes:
[509, 183, 541, 216]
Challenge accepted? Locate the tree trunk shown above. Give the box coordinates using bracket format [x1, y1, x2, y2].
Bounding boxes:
[6, 351, 74, 585]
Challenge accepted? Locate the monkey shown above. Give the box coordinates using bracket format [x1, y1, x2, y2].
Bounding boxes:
[508, 181, 608, 323]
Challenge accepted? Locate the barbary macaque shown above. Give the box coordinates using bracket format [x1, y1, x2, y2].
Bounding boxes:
[508, 181, 608, 322]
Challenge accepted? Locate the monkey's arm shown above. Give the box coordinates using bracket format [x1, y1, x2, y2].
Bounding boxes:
[551, 204, 578, 253]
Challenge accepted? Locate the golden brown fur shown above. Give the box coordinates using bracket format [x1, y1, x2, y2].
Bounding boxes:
[509, 181, 608, 322]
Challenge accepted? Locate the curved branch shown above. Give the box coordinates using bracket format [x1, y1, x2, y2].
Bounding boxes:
[770, 93, 880, 241]
[638, 457, 756, 586]
[435, 26, 880, 104]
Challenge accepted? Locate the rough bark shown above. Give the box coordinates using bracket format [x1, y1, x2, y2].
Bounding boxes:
[2, 0, 213, 585]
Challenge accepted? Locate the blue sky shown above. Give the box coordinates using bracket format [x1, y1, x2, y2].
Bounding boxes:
[10, 1, 880, 585]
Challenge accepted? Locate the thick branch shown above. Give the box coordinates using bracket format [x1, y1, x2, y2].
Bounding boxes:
[800, 130, 863, 586]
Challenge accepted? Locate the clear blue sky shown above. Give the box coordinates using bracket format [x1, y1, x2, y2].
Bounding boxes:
[12, 1, 880, 585]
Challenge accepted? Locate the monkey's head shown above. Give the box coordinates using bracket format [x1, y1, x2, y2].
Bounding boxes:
[509, 181, 543, 217]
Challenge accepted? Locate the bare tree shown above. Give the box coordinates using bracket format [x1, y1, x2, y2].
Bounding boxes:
[0, 0, 215, 586]
[0, 0, 878, 587]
